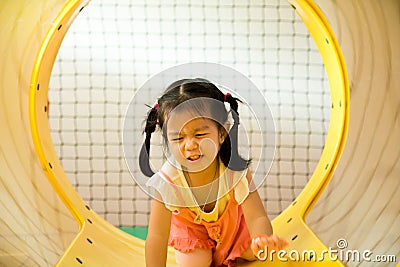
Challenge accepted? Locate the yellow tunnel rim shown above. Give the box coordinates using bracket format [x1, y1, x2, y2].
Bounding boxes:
[29, 0, 90, 226]
[28, 0, 349, 228]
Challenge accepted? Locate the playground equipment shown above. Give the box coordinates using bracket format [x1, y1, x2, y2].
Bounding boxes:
[1, 0, 398, 266]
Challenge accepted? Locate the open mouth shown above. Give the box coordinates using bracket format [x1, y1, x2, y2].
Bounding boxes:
[187, 155, 202, 161]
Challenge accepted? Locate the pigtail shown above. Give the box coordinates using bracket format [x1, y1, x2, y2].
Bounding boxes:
[220, 94, 250, 170]
[139, 105, 158, 177]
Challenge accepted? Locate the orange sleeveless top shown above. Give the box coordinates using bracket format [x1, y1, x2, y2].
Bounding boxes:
[162, 170, 252, 266]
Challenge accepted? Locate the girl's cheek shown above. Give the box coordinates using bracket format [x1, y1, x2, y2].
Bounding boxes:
[167, 144, 181, 158]
[176, 147, 186, 158]
[199, 138, 218, 155]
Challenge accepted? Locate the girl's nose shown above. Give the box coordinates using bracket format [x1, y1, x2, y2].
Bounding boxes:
[184, 137, 199, 151]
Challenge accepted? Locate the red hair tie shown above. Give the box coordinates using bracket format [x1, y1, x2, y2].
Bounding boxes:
[224, 93, 231, 102]
[153, 103, 159, 110]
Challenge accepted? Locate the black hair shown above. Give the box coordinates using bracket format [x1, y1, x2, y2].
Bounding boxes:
[139, 78, 250, 177]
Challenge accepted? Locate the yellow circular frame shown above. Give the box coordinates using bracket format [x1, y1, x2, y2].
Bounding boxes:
[29, 0, 349, 265]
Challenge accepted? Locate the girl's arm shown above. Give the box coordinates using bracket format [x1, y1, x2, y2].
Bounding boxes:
[241, 170, 273, 237]
[145, 195, 172, 267]
[241, 171, 288, 255]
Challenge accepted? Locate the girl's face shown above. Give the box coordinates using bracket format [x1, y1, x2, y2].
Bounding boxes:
[166, 114, 226, 173]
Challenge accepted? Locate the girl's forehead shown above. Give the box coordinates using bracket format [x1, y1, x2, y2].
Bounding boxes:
[162, 97, 226, 132]
[166, 116, 216, 133]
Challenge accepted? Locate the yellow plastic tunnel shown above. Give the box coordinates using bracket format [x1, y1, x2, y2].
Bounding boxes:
[0, 0, 398, 266]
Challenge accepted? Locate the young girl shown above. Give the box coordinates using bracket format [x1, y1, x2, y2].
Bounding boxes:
[140, 78, 287, 267]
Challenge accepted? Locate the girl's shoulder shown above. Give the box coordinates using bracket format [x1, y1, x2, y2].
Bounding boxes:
[147, 161, 186, 185]
[158, 161, 182, 184]
[146, 161, 195, 209]
[218, 166, 250, 205]
[222, 166, 248, 187]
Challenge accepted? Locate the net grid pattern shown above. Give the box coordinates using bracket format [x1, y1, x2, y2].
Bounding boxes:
[49, 0, 330, 227]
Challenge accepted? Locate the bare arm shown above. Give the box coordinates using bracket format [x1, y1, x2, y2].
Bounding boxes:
[241, 171, 273, 237]
[241, 171, 288, 256]
[145, 195, 172, 267]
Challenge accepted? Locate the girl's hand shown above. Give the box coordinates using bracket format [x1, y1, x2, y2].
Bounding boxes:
[251, 234, 288, 257]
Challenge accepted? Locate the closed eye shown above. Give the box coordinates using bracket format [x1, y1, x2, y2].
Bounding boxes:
[170, 137, 183, 142]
